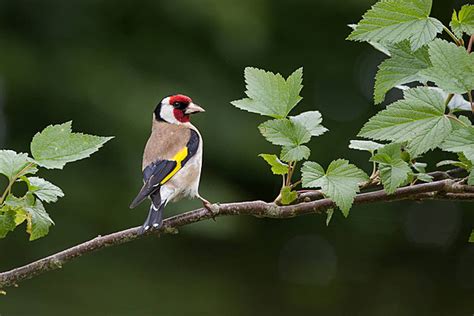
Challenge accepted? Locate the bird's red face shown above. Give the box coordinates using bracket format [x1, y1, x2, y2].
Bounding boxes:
[155, 94, 205, 124]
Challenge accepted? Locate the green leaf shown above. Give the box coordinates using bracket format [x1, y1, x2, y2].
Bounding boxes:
[4, 194, 54, 240]
[27, 199, 53, 241]
[374, 41, 431, 104]
[439, 126, 474, 162]
[0, 150, 37, 181]
[30, 121, 113, 169]
[420, 39, 474, 94]
[258, 119, 310, 147]
[302, 159, 368, 216]
[469, 230, 474, 243]
[348, 24, 391, 56]
[290, 111, 328, 137]
[411, 161, 433, 183]
[358, 87, 452, 157]
[259, 154, 289, 175]
[231, 67, 303, 118]
[436, 160, 465, 168]
[349, 140, 384, 153]
[280, 186, 298, 205]
[280, 145, 311, 162]
[396, 85, 472, 112]
[26, 177, 64, 203]
[415, 173, 433, 183]
[469, 170, 474, 186]
[459, 152, 473, 168]
[0, 207, 16, 238]
[347, 0, 443, 51]
[436, 153, 472, 170]
[451, 5, 474, 38]
[411, 162, 427, 173]
[286, 68, 304, 111]
[371, 143, 412, 194]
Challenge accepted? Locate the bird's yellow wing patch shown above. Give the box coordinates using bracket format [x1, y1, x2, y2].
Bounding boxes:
[160, 147, 189, 185]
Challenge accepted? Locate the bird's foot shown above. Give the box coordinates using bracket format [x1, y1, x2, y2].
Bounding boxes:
[200, 197, 219, 221]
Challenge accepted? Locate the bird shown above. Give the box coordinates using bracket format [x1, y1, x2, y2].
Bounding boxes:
[130, 94, 211, 234]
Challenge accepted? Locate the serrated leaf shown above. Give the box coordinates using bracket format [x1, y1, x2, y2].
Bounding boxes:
[302, 159, 368, 216]
[358, 87, 452, 157]
[26, 199, 53, 241]
[347, 0, 443, 51]
[469, 170, 474, 186]
[348, 24, 391, 56]
[286, 68, 304, 110]
[4, 194, 54, 240]
[0, 207, 16, 238]
[451, 5, 474, 38]
[280, 186, 298, 205]
[259, 154, 289, 175]
[31, 121, 113, 169]
[371, 143, 412, 193]
[349, 140, 384, 153]
[258, 119, 311, 146]
[396, 85, 472, 112]
[290, 111, 328, 137]
[231, 67, 303, 118]
[420, 39, 474, 94]
[280, 145, 311, 162]
[379, 160, 412, 193]
[0, 150, 37, 181]
[26, 177, 64, 203]
[374, 41, 431, 104]
[439, 126, 474, 162]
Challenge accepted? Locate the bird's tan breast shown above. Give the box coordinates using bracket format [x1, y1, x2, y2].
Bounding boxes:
[142, 121, 191, 170]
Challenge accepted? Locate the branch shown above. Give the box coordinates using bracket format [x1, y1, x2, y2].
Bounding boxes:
[1, 177, 473, 290]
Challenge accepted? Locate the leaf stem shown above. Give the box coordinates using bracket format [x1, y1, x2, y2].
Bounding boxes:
[447, 114, 468, 128]
[0, 162, 35, 205]
[442, 25, 463, 46]
[290, 179, 302, 189]
[370, 160, 377, 178]
[467, 34, 474, 53]
[286, 161, 295, 187]
[465, 36, 474, 113]
[468, 91, 474, 113]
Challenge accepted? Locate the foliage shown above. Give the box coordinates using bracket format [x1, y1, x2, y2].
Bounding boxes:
[232, 0, 473, 224]
[451, 5, 474, 38]
[0, 122, 112, 240]
[301, 160, 368, 216]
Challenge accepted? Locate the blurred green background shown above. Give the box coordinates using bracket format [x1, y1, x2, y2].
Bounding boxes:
[0, 0, 473, 315]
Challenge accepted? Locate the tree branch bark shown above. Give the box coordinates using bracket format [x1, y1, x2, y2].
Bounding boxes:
[0, 177, 473, 290]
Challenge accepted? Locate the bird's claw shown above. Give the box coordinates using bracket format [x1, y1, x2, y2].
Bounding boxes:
[202, 200, 219, 221]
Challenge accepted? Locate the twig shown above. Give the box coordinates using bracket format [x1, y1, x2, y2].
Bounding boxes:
[0, 177, 472, 290]
[468, 34, 474, 53]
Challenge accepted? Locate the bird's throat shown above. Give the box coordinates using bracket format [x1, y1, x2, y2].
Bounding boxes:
[173, 109, 190, 123]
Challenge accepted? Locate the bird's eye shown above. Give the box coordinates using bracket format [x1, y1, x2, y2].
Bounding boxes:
[173, 102, 187, 109]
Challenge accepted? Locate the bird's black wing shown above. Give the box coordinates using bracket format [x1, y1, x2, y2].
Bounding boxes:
[129, 130, 200, 208]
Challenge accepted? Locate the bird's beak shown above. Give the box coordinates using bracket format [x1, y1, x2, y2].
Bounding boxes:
[185, 103, 206, 115]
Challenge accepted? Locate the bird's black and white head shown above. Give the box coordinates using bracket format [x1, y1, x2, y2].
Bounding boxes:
[155, 94, 205, 124]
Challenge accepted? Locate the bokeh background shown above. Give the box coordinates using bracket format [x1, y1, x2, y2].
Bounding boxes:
[0, 0, 473, 315]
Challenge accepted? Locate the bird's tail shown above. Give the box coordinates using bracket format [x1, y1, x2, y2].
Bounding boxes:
[139, 192, 166, 234]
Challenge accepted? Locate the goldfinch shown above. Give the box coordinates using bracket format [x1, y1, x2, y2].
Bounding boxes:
[130, 94, 209, 234]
